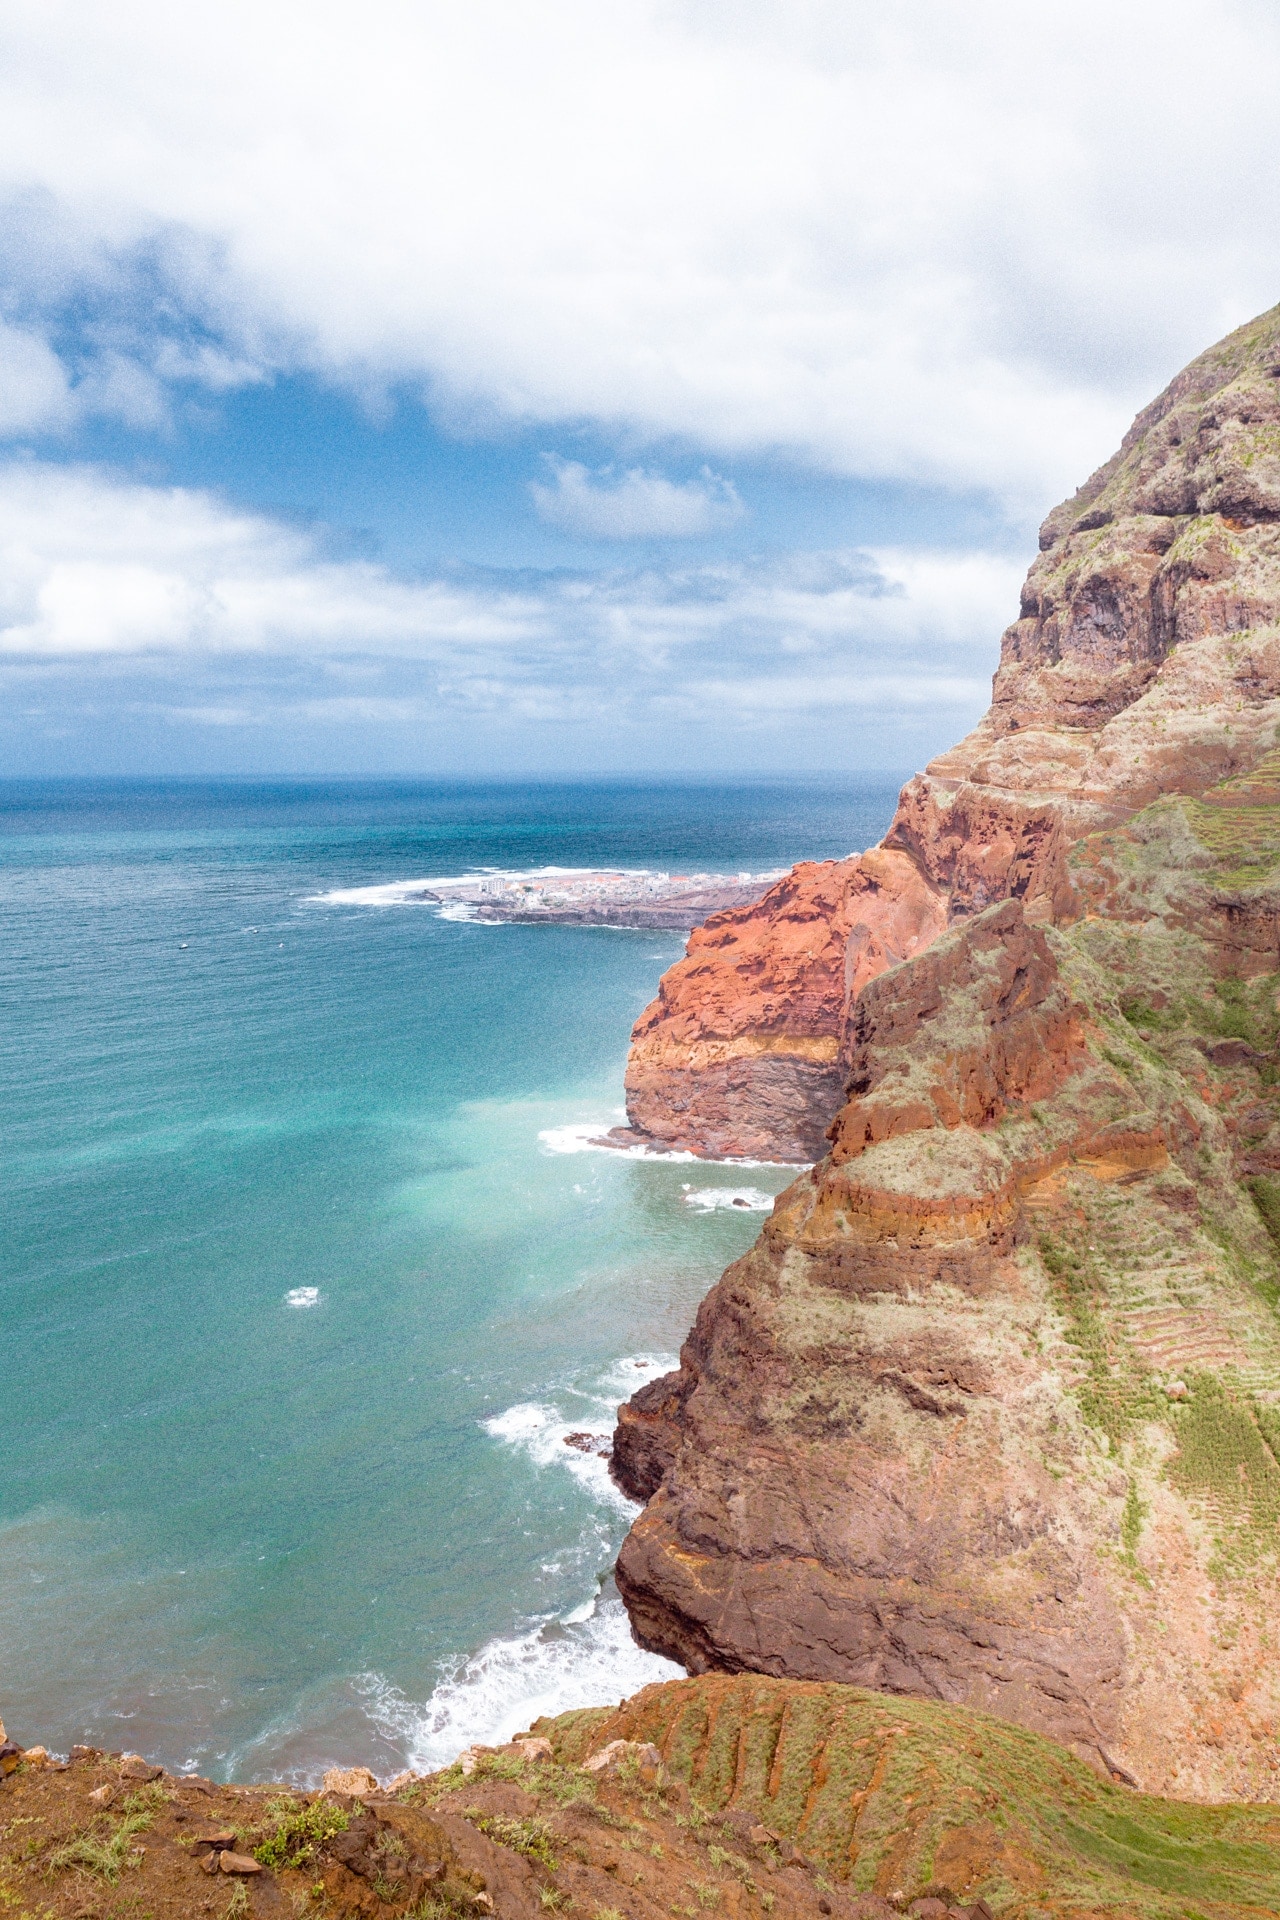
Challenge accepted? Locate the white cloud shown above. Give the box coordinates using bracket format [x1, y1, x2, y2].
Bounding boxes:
[1, 3, 1279, 498]
[0, 465, 545, 657]
[0, 463, 1018, 750]
[0, 319, 73, 434]
[530, 458, 744, 539]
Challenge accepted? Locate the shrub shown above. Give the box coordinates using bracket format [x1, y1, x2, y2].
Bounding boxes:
[254, 1798, 350, 1870]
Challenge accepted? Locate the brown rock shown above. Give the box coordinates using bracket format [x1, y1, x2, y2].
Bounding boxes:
[119, 1754, 162, 1781]
[613, 304, 1280, 1799]
[580, 1737, 662, 1773]
[623, 852, 947, 1160]
[623, 307, 1280, 1166]
[218, 1850, 263, 1874]
[320, 1764, 378, 1795]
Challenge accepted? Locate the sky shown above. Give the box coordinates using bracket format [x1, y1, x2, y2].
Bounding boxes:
[3, 1, 1280, 778]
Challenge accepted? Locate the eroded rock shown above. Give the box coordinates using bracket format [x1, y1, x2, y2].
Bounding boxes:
[613, 303, 1280, 1799]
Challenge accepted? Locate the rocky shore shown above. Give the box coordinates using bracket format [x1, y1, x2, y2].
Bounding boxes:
[411, 870, 782, 930]
[612, 304, 1280, 1801]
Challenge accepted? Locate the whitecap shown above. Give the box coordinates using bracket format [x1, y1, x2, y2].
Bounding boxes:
[482, 1353, 676, 1512]
[682, 1186, 774, 1213]
[364, 1587, 682, 1773]
[536, 1120, 699, 1161]
[538, 1121, 807, 1169]
[284, 1286, 320, 1308]
[309, 865, 650, 909]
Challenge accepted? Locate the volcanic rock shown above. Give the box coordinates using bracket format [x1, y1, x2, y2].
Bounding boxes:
[613, 303, 1280, 1798]
[621, 304, 1280, 1162]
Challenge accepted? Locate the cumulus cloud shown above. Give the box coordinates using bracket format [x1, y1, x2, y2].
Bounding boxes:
[1, 3, 1279, 496]
[530, 458, 744, 539]
[0, 465, 544, 657]
[0, 462, 1018, 764]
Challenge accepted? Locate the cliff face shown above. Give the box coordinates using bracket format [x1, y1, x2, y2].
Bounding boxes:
[614, 304, 1280, 1799]
[622, 305, 1280, 1162]
[624, 852, 947, 1161]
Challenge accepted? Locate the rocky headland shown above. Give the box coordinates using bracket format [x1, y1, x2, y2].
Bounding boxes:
[613, 304, 1280, 1802]
[391, 870, 781, 929]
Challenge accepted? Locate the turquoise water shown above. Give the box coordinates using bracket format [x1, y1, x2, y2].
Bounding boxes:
[0, 778, 899, 1781]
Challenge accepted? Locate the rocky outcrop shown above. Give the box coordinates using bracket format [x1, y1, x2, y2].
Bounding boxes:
[621, 304, 1280, 1162]
[614, 304, 1280, 1799]
[623, 851, 947, 1160]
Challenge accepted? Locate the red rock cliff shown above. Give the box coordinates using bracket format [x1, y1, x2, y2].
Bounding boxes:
[615, 304, 1280, 1801]
[623, 305, 1280, 1161]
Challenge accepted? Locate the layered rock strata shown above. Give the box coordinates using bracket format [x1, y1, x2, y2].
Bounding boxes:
[621, 304, 1280, 1161]
[614, 304, 1280, 1798]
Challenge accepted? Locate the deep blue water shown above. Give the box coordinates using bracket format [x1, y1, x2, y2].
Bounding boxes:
[0, 777, 901, 1780]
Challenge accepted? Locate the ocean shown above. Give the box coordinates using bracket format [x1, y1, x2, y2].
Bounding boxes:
[0, 776, 901, 1782]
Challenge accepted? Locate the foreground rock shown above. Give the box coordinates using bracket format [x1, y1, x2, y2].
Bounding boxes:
[7, 1673, 1280, 1916]
[614, 304, 1280, 1798]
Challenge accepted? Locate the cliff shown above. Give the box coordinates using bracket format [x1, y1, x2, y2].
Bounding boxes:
[8, 1674, 1280, 1917]
[613, 304, 1280, 1799]
[620, 304, 1280, 1162]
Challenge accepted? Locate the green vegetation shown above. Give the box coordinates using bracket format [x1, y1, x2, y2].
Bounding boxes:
[408, 1891, 492, 1920]
[1250, 1172, 1280, 1255]
[47, 1809, 152, 1884]
[1185, 770, 1280, 887]
[1038, 1234, 1162, 1441]
[253, 1797, 349, 1870]
[462, 1811, 558, 1870]
[537, 1672, 1280, 1917]
[1167, 1373, 1280, 1564]
[419, 1749, 594, 1812]
[1120, 1479, 1151, 1585]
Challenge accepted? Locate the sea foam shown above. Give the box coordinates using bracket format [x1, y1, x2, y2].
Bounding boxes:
[681, 1185, 775, 1212]
[538, 1120, 807, 1169]
[364, 1350, 682, 1770]
[362, 1584, 682, 1774]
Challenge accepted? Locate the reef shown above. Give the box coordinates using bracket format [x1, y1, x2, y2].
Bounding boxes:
[613, 304, 1280, 1799]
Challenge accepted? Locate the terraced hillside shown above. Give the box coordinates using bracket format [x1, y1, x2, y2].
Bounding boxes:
[6, 1672, 1280, 1919]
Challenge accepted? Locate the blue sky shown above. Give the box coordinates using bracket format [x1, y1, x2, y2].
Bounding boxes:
[3, 1, 1280, 777]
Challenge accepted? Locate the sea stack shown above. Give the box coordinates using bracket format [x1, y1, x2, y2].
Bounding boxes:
[613, 303, 1280, 1799]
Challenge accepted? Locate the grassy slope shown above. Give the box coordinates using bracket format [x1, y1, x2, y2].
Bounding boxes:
[540, 1673, 1280, 1917]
